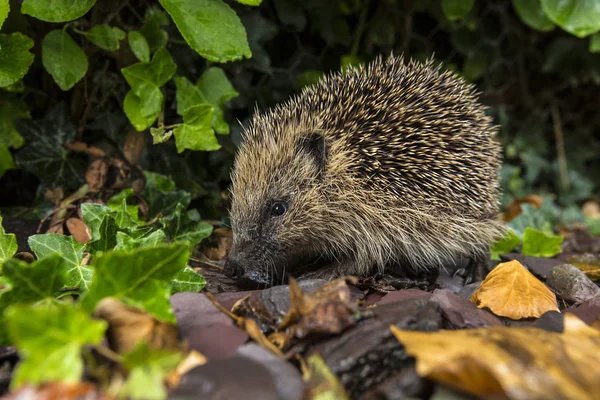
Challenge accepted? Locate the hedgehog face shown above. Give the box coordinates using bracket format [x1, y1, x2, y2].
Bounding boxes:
[226, 132, 328, 285]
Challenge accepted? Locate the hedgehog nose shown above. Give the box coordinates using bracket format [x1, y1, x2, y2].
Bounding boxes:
[224, 257, 245, 279]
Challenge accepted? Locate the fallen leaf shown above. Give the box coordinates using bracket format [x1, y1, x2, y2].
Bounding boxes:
[2, 382, 109, 400]
[86, 158, 109, 193]
[505, 195, 543, 222]
[44, 187, 64, 205]
[94, 297, 181, 354]
[301, 354, 350, 400]
[66, 217, 92, 244]
[201, 228, 232, 262]
[165, 350, 208, 388]
[390, 313, 600, 400]
[582, 200, 600, 219]
[568, 254, 600, 282]
[470, 259, 559, 319]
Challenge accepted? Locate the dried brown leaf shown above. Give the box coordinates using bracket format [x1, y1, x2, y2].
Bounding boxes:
[470, 260, 559, 319]
[44, 187, 64, 205]
[3, 382, 109, 400]
[165, 350, 208, 388]
[505, 195, 543, 222]
[582, 200, 600, 219]
[64, 141, 106, 158]
[390, 313, 600, 400]
[66, 217, 91, 244]
[94, 297, 181, 354]
[86, 159, 109, 193]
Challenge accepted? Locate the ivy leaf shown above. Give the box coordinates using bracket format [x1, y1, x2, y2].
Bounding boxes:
[0, 145, 14, 177]
[0, 215, 17, 265]
[141, 172, 191, 218]
[174, 76, 204, 116]
[128, 31, 150, 62]
[0, 96, 29, 149]
[82, 244, 190, 322]
[197, 67, 239, 134]
[85, 214, 118, 254]
[113, 199, 139, 230]
[121, 47, 176, 131]
[173, 104, 220, 153]
[161, 204, 213, 247]
[140, 6, 169, 52]
[83, 24, 126, 51]
[171, 266, 206, 293]
[0, 0, 8, 31]
[0, 33, 35, 88]
[521, 227, 564, 258]
[121, 342, 182, 400]
[236, 0, 262, 5]
[115, 229, 167, 252]
[590, 32, 600, 52]
[0, 255, 66, 305]
[28, 234, 92, 290]
[150, 126, 172, 144]
[513, 0, 555, 32]
[158, 0, 252, 62]
[21, 0, 96, 22]
[490, 229, 522, 261]
[541, 0, 600, 38]
[80, 203, 113, 240]
[442, 0, 474, 21]
[14, 104, 86, 189]
[6, 303, 107, 389]
[42, 29, 88, 90]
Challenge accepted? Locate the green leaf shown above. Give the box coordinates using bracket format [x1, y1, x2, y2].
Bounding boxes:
[521, 227, 564, 257]
[82, 244, 190, 322]
[7, 303, 106, 389]
[157, 0, 252, 62]
[80, 203, 113, 240]
[42, 29, 88, 90]
[114, 199, 139, 230]
[161, 203, 213, 247]
[0, 96, 29, 149]
[21, 0, 96, 22]
[297, 70, 323, 88]
[121, 47, 176, 131]
[150, 126, 173, 144]
[442, 0, 474, 21]
[128, 31, 150, 62]
[28, 234, 92, 290]
[121, 342, 182, 400]
[0, 145, 15, 177]
[141, 172, 191, 218]
[174, 76, 204, 116]
[490, 229, 522, 261]
[115, 229, 167, 252]
[0, 215, 17, 265]
[171, 266, 206, 293]
[197, 67, 239, 134]
[513, 0, 555, 31]
[590, 32, 600, 52]
[140, 6, 169, 52]
[541, 0, 600, 38]
[173, 105, 220, 153]
[14, 104, 86, 189]
[0, 33, 35, 88]
[123, 91, 157, 131]
[83, 24, 126, 51]
[0, 0, 9, 31]
[85, 214, 118, 254]
[236, 0, 262, 5]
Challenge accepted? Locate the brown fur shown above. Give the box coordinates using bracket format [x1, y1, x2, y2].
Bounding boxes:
[227, 54, 504, 284]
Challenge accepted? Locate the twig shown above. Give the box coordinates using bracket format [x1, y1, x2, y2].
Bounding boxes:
[551, 102, 570, 191]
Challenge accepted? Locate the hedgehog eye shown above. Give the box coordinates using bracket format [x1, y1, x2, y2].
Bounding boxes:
[270, 202, 287, 217]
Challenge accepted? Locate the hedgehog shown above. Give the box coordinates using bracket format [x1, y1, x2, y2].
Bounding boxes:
[225, 54, 504, 286]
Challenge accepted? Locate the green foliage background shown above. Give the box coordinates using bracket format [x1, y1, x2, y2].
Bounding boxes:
[1, 0, 599, 221]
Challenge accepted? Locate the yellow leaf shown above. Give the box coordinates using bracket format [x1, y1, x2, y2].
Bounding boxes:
[390, 313, 600, 400]
[470, 259, 559, 319]
[301, 354, 350, 400]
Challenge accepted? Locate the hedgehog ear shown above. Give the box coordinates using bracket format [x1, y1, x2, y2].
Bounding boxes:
[298, 133, 327, 177]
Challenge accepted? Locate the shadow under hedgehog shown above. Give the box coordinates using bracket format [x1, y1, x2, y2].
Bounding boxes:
[224, 54, 504, 287]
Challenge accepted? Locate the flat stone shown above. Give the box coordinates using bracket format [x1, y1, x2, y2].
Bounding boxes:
[361, 366, 430, 400]
[565, 296, 600, 324]
[169, 353, 278, 400]
[170, 293, 248, 358]
[212, 290, 260, 311]
[456, 282, 481, 301]
[431, 289, 502, 329]
[379, 288, 432, 305]
[546, 263, 600, 305]
[500, 253, 563, 281]
[237, 344, 305, 400]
